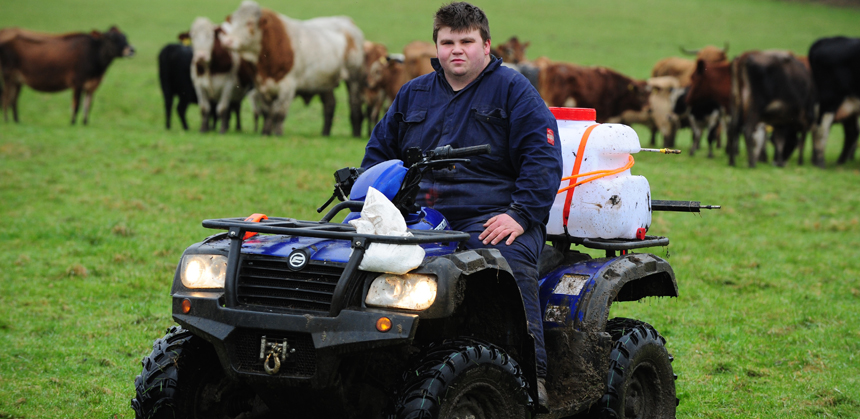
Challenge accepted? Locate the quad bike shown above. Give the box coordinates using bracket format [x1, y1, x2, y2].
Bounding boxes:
[132, 142, 717, 419]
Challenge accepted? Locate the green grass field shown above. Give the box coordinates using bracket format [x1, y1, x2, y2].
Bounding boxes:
[2, 0, 860, 417]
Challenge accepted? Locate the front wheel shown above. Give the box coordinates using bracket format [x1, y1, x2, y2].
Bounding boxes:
[598, 318, 677, 419]
[131, 326, 269, 419]
[394, 338, 531, 419]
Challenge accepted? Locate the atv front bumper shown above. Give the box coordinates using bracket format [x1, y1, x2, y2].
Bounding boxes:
[172, 292, 418, 388]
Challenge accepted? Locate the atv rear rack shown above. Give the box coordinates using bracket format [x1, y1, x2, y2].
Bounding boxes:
[547, 234, 669, 257]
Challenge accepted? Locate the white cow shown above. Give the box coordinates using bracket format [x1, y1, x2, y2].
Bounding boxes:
[188, 17, 249, 133]
[221, 1, 366, 137]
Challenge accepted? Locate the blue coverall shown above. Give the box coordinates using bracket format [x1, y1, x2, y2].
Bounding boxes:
[361, 56, 562, 377]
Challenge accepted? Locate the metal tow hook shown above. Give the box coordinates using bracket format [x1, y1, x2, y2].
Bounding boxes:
[260, 336, 294, 375]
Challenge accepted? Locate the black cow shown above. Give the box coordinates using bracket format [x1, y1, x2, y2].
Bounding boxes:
[158, 43, 197, 130]
[809, 36, 860, 166]
[674, 86, 722, 158]
[729, 50, 816, 168]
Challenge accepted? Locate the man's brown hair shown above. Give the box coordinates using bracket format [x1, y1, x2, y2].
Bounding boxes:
[432, 2, 490, 44]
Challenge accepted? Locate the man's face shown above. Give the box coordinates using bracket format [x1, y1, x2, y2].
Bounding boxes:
[436, 26, 491, 87]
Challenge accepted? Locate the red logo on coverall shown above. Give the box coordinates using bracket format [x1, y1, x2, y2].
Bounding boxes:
[547, 128, 555, 146]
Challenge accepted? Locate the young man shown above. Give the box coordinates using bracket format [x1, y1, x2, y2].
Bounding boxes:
[361, 2, 561, 410]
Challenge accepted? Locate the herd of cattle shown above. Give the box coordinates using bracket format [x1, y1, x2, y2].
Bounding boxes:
[1, 1, 858, 169]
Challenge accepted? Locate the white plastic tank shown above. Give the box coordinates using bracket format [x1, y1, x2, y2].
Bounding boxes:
[546, 108, 652, 240]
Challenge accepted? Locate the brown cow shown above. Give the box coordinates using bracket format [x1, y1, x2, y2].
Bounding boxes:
[653, 45, 730, 155]
[402, 40, 436, 80]
[363, 41, 408, 136]
[0, 26, 134, 124]
[686, 59, 732, 157]
[363, 41, 389, 136]
[540, 62, 648, 123]
[491, 36, 530, 64]
[652, 44, 729, 87]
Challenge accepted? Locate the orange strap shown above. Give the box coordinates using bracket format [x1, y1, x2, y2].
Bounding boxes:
[562, 124, 600, 229]
[558, 155, 634, 193]
[242, 213, 268, 240]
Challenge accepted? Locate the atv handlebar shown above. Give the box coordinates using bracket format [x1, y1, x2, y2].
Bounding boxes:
[425, 144, 492, 161]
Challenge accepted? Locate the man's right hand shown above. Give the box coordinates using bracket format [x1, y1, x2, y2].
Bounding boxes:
[479, 213, 524, 246]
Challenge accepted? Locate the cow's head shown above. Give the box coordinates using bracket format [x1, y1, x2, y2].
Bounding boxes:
[220, 0, 263, 56]
[628, 79, 651, 110]
[178, 31, 191, 46]
[680, 43, 729, 63]
[94, 26, 135, 58]
[494, 36, 530, 64]
[364, 42, 389, 89]
[189, 17, 217, 70]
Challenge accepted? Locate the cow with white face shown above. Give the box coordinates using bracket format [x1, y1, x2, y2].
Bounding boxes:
[220, 0, 366, 137]
[188, 17, 249, 133]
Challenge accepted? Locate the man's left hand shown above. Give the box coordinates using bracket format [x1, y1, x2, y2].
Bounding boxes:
[479, 214, 524, 246]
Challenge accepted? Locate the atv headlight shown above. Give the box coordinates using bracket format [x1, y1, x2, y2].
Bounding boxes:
[365, 273, 437, 311]
[180, 254, 227, 289]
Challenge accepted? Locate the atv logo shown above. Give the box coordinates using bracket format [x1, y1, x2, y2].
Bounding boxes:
[288, 249, 309, 271]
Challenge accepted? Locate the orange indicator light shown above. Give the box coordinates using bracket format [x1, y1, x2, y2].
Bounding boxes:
[376, 317, 392, 333]
[181, 299, 192, 314]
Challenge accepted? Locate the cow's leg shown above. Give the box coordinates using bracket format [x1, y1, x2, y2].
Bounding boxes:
[274, 113, 287, 136]
[199, 98, 211, 133]
[649, 126, 657, 147]
[346, 79, 364, 138]
[218, 107, 230, 134]
[813, 112, 834, 168]
[367, 92, 384, 137]
[163, 89, 174, 129]
[689, 114, 704, 157]
[1, 78, 8, 122]
[1, 79, 16, 122]
[726, 110, 743, 166]
[320, 90, 336, 137]
[704, 109, 720, 158]
[9, 82, 21, 123]
[364, 102, 373, 138]
[177, 99, 190, 131]
[782, 127, 798, 163]
[771, 127, 786, 168]
[81, 90, 96, 125]
[706, 126, 717, 158]
[216, 99, 231, 135]
[837, 116, 859, 164]
[262, 112, 274, 136]
[71, 87, 83, 125]
[751, 123, 768, 167]
[796, 129, 806, 166]
[742, 121, 760, 168]
[231, 101, 242, 132]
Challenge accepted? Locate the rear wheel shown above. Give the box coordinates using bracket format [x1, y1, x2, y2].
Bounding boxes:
[394, 338, 531, 419]
[597, 318, 677, 419]
[131, 326, 269, 419]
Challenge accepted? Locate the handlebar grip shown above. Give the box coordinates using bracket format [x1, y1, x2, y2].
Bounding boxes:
[430, 144, 492, 160]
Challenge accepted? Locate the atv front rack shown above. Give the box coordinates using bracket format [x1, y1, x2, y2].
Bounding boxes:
[203, 216, 470, 245]
[202, 217, 471, 315]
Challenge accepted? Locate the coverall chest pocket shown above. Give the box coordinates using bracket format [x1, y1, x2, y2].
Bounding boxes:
[397, 109, 427, 147]
[471, 106, 509, 162]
